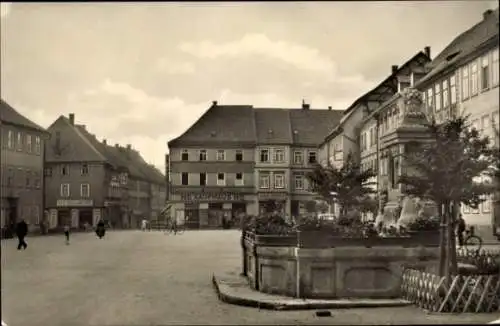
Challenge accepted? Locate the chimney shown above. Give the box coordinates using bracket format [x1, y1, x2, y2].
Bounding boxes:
[302, 99, 310, 110]
[115, 143, 119, 148]
[391, 65, 398, 74]
[68, 113, 75, 125]
[126, 144, 131, 150]
[102, 139, 107, 145]
[212, 100, 217, 107]
[483, 9, 493, 20]
[424, 46, 431, 58]
[328, 106, 332, 111]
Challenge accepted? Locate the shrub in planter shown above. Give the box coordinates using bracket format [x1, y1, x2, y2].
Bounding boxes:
[250, 214, 294, 235]
[407, 215, 440, 232]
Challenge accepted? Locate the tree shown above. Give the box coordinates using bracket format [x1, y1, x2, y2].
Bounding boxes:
[307, 152, 377, 219]
[398, 115, 498, 281]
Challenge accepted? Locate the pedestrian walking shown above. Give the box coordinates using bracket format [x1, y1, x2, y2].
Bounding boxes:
[141, 218, 148, 232]
[15, 219, 28, 250]
[96, 220, 106, 239]
[63, 224, 70, 245]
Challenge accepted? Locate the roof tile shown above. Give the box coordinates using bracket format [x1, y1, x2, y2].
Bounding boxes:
[0, 99, 47, 133]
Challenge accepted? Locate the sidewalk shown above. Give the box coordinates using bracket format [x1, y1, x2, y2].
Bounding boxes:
[212, 270, 411, 311]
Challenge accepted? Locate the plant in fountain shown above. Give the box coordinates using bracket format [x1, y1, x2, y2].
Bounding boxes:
[306, 153, 377, 233]
[398, 114, 498, 281]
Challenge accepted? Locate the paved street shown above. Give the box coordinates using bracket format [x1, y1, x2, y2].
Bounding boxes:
[1, 230, 499, 326]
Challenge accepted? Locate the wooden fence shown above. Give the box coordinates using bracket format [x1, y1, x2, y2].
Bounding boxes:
[401, 269, 500, 313]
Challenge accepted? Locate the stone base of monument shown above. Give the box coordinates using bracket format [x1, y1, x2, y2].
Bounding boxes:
[241, 231, 440, 300]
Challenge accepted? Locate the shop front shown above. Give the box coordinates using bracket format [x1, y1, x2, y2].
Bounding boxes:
[55, 199, 97, 230]
[179, 191, 248, 229]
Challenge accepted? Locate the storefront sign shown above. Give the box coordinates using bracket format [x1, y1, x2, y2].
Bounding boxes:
[180, 192, 243, 202]
[258, 192, 288, 201]
[57, 199, 94, 207]
[104, 201, 120, 207]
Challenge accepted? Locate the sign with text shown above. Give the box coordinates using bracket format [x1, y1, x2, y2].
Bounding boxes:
[180, 192, 243, 202]
[57, 199, 94, 207]
[257, 192, 288, 201]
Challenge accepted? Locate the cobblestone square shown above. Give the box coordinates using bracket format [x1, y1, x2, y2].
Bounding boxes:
[1, 230, 498, 326]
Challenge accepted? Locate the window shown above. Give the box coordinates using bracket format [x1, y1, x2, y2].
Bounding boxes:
[450, 75, 457, 105]
[481, 115, 490, 135]
[7, 130, 14, 149]
[260, 149, 269, 162]
[481, 55, 490, 90]
[7, 168, 13, 186]
[61, 164, 70, 176]
[470, 61, 478, 95]
[60, 184, 70, 197]
[442, 80, 449, 108]
[181, 173, 189, 185]
[235, 150, 243, 161]
[294, 175, 304, 190]
[259, 174, 270, 189]
[462, 66, 469, 100]
[119, 173, 128, 185]
[492, 48, 499, 86]
[217, 173, 225, 186]
[181, 149, 189, 161]
[34, 172, 40, 189]
[308, 151, 317, 164]
[81, 183, 90, 197]
[198, 150, 207, 161]
[274, 174, 285, 189]
[235, 173, 243, 186]
[35, 136, 41, 154]
[273, 149, 285, 163]
[200, 173, 206, 186]
[370, 128, 375, 146]
[426, 88, 434, 113]
[216, 150, 225, 161]
[81, 163, 89, 175]
[16, 132, 23, 151]
[493, 112, 499, 146]
[293, 151, 303, 164]
[434, 83, 442, 112]
[26, 170, 31, 187]
[26, 134, 32, 153]
[17, 168, 23, 186]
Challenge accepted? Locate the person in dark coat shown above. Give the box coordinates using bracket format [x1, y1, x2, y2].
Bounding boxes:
[96, 220, 106, 239]
[16, 219, 28, 250]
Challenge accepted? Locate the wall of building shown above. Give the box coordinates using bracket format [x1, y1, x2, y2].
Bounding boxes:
[0, 123, 45, 230]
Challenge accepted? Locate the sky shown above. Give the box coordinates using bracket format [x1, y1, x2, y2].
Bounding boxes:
[1, 1, 498, 171]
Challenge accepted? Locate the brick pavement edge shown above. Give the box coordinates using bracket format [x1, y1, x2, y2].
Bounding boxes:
[212, 272, 412, 311]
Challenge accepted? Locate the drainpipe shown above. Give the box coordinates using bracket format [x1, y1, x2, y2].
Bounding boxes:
[374, 113, 383, 219]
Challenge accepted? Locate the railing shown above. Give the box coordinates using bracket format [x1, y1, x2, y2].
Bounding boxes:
[402, 269, 500, 313]
[457, 248, 500, 274]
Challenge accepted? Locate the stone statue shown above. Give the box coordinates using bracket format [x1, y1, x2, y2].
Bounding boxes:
[396, 196, 419, 228]
[400, 87, 428, 127]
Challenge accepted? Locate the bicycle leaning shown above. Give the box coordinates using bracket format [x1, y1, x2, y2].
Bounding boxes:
[463, 226, 483, 253]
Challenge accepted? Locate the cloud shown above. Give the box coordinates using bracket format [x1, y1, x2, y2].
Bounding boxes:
[155, 57, 195, 74]
[0, 2, 11, 18]
[179, 33, 337, 75]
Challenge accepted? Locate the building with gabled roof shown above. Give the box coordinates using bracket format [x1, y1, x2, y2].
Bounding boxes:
[167, 101, 343, 225]
[1, 99, 49, 233]
[44, 113, 165, 230]
[415, 8, 499, 241]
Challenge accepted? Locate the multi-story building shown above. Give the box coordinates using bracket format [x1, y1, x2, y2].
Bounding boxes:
[44, 113, 166, 230]
[415, 8, 499, 238]
[319, 49, 432, 216]
[168, 103, 257, 228]
[254, 103, 342, 216]
[168, 101, 342, 226]
[1, 99, 48, 232]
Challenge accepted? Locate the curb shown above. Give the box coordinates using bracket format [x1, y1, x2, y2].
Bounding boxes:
[212, 274, 411, 311]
